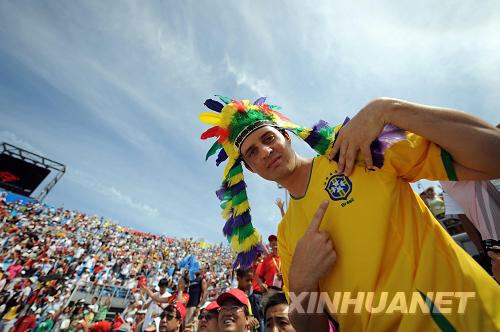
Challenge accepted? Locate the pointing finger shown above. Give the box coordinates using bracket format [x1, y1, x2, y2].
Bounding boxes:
[306, 200, 329, 234]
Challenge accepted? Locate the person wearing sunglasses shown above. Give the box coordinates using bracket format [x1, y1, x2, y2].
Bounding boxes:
[158, 302, 186, 332]
[196, 301, 220, 332]
[216, 288, 252, 332]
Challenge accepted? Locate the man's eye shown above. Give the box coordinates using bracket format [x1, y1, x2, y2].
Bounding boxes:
[264, 135, 274, 143]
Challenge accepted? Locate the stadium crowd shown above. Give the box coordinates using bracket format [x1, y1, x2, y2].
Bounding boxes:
[0, 194, 272, 332]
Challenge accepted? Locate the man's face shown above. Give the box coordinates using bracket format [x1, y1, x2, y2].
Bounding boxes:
[265, 304, 296, 332]
[240, 126, 295, 182]
[159, 309, 180, 332]
[237, 271, 254, 292]
[270, 240, 278, 255]
[198, 309, 219, 332]
[218, 298, 248, 332]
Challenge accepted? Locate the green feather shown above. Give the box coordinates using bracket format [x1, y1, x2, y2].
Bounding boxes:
[237, 222, 256, 242]
[232, 190, 248, 206]
[228, 222, 256, 242]
[216, 95, 232, 105]
[315, 127, 335, 155]
[227, 163, 243, 178]
[206, 141, 222, 161]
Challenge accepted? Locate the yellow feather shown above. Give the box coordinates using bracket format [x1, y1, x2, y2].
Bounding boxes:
[222, 202, 232, 219]
[297, 129, 311, 140]
[222, 158, 236, 180]
[220, 104, 238, 129]
[230, 230, 261, 252]
[199, 112, 221, 125]
[227, 173, 244, 187]
[232, 200, 250, 216]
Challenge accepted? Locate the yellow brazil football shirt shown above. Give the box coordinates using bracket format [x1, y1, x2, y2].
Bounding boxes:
[278, 132, 500, 331]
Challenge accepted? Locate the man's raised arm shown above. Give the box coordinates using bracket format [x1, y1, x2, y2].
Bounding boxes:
[331, 97, 500, 179]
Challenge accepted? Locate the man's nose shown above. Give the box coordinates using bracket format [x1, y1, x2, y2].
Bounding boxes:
[260, 145, 273, 159]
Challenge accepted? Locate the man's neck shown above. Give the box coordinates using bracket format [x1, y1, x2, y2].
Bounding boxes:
[277, 155, 313, 197]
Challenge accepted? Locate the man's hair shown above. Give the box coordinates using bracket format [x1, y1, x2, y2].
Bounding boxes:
[158, 278, 169, 287]
[236, 267, 253, 279]
[163, 305, 181, 320]
[264, 292, 288, 321]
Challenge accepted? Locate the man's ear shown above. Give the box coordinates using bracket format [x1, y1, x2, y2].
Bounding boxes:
[243, 161, 254, 173]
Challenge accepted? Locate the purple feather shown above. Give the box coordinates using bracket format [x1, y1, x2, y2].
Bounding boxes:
[230, 181, 247, 196]
[222, 211, 251, 237]
[204, 99, 224, 112]
[370, 124, 406, 168]
[253, 97, 267, 105]
[313, 119, 329, 131]
[222, 217, 233, 237]
[232, 243, 266, 270]
[304, 119, 331, 148]
[216, 183, 228, 201]
[216, 149, 228, 166]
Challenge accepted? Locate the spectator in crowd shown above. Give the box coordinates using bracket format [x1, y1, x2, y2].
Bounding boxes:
[216, 288, 251, 332]
[157, 302, 186, 332]
[185, 271, 207, 323]
[236, 267, 263, 332]
[251, 254, 264, 297]
[94, 294, 112, 322]
[263, 292, 296, 332]
[35, 310, 55, 332]
[10, 305, 37, 332]
[421, 187, 445, 219]
[142, 278, 171, 330]
[195, 301, 219, 332]
[258, 235, 282, 293]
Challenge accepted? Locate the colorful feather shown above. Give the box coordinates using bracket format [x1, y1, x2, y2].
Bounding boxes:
[204, 99, 224, 112]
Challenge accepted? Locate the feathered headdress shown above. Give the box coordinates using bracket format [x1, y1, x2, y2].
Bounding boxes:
[199, 96, 402, 269]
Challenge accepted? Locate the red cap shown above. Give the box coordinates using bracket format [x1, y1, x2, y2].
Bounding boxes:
[205, 301, 220, 312]
[216, 288, 249, 306]
[172, 302, 186, 320]
[268, 234, 277, 242]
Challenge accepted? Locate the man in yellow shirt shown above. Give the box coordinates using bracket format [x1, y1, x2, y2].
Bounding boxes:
[199, 96, 500, 331]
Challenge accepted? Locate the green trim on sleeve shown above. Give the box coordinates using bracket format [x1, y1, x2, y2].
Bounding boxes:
[440, 149, 457, 181]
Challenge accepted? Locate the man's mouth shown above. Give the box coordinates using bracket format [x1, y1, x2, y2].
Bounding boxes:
[267, 156, 281, 169]
[223, 317, 235, 325]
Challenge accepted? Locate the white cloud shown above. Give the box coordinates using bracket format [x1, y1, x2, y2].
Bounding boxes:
[225, 55, 274, 97]
[68, 169, 159, 218]
[0, 131, 44, 155]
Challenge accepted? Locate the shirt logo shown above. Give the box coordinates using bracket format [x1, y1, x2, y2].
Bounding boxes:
[324, 174, 352, 201]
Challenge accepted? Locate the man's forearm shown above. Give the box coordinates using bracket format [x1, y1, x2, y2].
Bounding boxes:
[381, 98, 500, 178]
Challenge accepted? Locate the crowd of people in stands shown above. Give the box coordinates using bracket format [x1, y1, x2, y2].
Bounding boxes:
[1, 193, 285, 332]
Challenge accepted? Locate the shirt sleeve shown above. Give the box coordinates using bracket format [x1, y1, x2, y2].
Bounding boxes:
[381, 131, 457, 182]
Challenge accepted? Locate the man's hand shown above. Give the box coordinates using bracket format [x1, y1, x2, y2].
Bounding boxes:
[487, 247, 500, 282]
[248, 317, 260, 330]
[329, 98, 388, 176]
[289, 200, 336, 292]
[276, 198, 286, 217]
[184, 321, 195, 332]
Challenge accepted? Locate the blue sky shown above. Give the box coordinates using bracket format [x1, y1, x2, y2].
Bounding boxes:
[1, 1, 499, 243]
